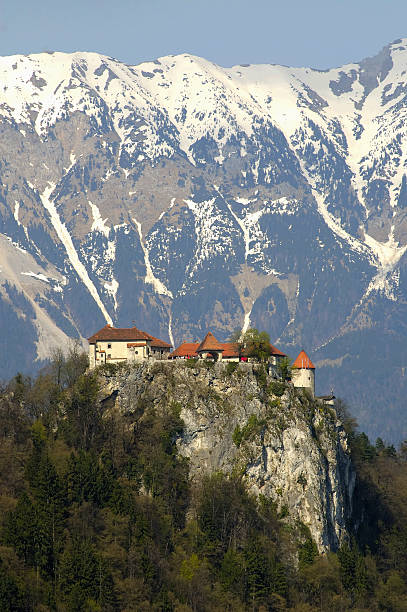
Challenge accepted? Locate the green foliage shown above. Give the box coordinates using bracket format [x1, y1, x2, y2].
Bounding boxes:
[277, 356, 292, 381]
[244, 537, 286, 605]
[0, 559, 24, 611]
[4, 355, 407, 609]
[219, 548, 245, 595]
[225, 361, 238, 376]
[350, 431, 377, 462]
[97, 362, 122, 376]
[338, 542, 368, 602]
[242, 328, 271, 362]
[196, 473, 258, 558]
[131, 401, 189, 529]
[66, 451, 114, 506]
[232, 414, 265, 447]
[59, 537, 117, 611]
[184, 357, 198, 368]
[62, 372, 103, 451]
[268, 380, 286, 397]
[253, 364, 268, 387]
[298, 525, 318, 570]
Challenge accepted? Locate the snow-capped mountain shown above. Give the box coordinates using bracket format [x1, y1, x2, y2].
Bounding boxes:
[1, 40, 407, 440]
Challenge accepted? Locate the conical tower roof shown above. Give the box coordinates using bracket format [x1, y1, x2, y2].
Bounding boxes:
[196, 332, 224, 353]
[293, 350, 315, 369]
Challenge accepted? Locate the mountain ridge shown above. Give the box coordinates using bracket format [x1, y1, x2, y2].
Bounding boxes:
[0, 41, 407, 440]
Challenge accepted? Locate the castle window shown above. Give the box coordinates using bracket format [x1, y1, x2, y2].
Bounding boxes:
[135, 351, 138, 355]
[108, 343, 112, 349]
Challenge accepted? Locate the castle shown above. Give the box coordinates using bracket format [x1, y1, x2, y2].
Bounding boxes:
[88, 324, 322, 397]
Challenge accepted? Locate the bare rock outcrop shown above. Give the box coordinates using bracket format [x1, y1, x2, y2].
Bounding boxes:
[100, 360, 355, 552]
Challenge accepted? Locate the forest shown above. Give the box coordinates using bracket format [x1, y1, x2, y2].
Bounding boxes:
[1, 348, 407, 611]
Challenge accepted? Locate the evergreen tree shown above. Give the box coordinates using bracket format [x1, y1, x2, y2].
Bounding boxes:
[59, 537, 117, 611]
[0, 560, 24, 612]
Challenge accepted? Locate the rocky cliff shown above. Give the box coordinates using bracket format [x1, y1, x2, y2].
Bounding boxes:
[99, 360, 355, 552]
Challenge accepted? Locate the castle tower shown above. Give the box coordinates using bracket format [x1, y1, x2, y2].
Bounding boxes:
[196, 332, 224, 361]
[292, 350, 315, 396]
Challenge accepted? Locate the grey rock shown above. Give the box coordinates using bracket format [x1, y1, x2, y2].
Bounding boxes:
[100, 361, 355, 552]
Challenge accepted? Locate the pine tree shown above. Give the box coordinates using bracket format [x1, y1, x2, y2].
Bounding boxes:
[0, 560, 24, 611]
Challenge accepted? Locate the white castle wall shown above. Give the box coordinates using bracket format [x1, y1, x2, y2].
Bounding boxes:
[292, 367, 315, 396]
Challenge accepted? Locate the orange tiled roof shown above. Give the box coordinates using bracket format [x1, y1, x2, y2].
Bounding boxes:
[196, 332, 224, 353]
[144, 332, 172, 349]
[270, 343, 286, 357]
[170, 339, 286, 360]
[88, 324, 151, 343]
[293, 350, 315, 369]
[219, 342, 240, 358]
[88, 324, 170, 348]
[169, 342, 199, 358]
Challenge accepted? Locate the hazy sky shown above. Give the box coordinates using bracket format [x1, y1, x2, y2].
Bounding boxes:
[1, 0, 406, 69]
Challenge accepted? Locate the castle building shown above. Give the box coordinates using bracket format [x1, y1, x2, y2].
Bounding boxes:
[169, 331, 287, 364]
[88, 324, 171, 368]
[196, 332, 225, 361]
[292, 350, 315, 396]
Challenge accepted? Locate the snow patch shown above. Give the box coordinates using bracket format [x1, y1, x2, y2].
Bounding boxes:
[363, 227, 407, 299]
[168, 310, 175, 348]
[235, 197, 254, 205]
[89, 200, 110, 237]
[13, 201, 20, 225]
[63, 152, 76, 174]
[158, 197, 176, 221]
[241, 307, 252, 334]
[39, 183, 113, 325]
[104, 278, 119, 311]
[133, 217, 173, 297]
[21, 271, 49, 283]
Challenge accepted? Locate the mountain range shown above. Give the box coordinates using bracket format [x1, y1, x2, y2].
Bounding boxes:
[0, 39, 407, 441]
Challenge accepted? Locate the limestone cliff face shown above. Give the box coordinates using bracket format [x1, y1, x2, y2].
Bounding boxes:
[100, 360, 355, 553]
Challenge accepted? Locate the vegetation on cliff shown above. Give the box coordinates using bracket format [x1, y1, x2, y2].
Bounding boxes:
[0, 356, 407, 610]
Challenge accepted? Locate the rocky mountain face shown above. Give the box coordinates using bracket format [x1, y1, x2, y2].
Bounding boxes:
[100, 360, 355, 552]
[0, 41, 407, 439]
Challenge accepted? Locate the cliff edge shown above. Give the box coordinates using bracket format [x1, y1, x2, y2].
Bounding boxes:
[99, 360, 355, 552]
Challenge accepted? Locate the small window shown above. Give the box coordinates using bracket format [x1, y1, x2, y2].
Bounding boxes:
[108, 343, 112, 349]
[135, 351, 138, 355]
[107, 354, 111, 359]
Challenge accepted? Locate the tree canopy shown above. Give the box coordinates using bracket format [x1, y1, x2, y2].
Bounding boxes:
[1, 358, 407, 609]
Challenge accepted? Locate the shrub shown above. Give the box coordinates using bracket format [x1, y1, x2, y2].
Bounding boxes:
[226, 362, 238, 376]
[268, 381, 286, 397]
[98, 362, 121, 376]
[185, 358, 198, 368]
[232, 415, 265, 447]
[254, 364, 268, 388]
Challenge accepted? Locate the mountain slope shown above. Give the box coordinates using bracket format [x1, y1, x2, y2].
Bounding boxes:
[0, 42, 407, 439]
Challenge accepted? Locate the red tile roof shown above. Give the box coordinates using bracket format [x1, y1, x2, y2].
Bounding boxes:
[144, 332, 172, 349]
[293, 350, 315, 369]
[88, 324, 170, 348]
[169, 342, 199, 358]
[270, 343, 286, 357]
[88, 324, 150, 343]
[169, 338, 286, 360]
[220, 342, 240, 358]
[196, 332, 224, 353]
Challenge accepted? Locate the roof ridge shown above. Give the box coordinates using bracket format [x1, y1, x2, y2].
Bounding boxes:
[293, 350, 315, 369]
[196, 331, 224, 353]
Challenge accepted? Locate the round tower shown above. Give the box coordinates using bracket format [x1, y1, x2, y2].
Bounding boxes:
[292, 350, 315, 396]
